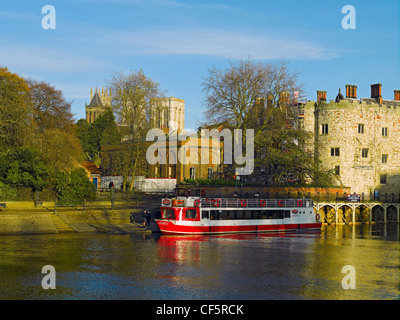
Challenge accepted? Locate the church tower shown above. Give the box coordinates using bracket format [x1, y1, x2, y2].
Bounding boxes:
[86, 87, 110, 123]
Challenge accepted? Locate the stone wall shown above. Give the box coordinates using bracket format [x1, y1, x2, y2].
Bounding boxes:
[62, 209, 132, 224]
[303, 97, 400, 195]
[0, 213, 57, 234]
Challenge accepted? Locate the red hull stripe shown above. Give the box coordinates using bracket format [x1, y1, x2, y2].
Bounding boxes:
[156, 221, 322, 235]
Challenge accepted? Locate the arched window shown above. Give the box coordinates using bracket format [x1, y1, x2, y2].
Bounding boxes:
[208, 167, 213, 180]
[190, 167, 196, 180]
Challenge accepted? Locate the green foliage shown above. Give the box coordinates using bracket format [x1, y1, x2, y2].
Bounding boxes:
[0, 181, 17, 201]
[0, 147, 50, 191]
[76, 108, 120, 161]
[55, 168, 96, 206]
[254, 108, 334, 187]
[0, 67, 32, 152]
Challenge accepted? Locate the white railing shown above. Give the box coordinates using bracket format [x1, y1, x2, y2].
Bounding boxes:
[200, 198, 312, 209]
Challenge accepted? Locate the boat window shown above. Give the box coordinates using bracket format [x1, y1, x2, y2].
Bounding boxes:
[254, 210, 267, 219]
[219, 211, 228, 220]
[162, 208, 176, 220]
[202, 210, 209, 219]
[185, 209, 198, 220]
[267, 210, 284, 219]
[210, 210, 219, 220]
[243, 211, 252, 219]
[284, 210, 291, 218]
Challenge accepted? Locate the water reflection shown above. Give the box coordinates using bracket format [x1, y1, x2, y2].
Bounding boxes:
[0, 224, 398, 300]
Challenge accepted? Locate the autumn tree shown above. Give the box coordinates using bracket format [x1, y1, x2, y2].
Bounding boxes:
[26, 79, 75, 134]
[0, 67, 33, 152]
[107, 70, 165, 191]
[26, 79, 84, 172]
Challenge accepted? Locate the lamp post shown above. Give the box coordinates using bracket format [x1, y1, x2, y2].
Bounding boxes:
[235, 175, 240, 193]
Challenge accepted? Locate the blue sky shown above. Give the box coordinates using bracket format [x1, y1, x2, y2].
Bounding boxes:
[0, 0, 399, 130]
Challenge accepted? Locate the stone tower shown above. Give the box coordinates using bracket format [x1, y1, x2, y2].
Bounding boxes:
[86, 87, 110, 123]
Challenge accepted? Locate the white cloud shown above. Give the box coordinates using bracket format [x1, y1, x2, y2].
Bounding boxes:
[0, 45, 110, 73]
[100, 28, 339, 61]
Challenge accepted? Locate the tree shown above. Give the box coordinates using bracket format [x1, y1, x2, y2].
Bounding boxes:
[0, 147, 49, 192]
[202, 58, 333, 186]
[26, 79, 84, 172]
[40, 128, 84, 171]
[26, 79, 75, 134]
[76, 108, 120, 163]
[202, 59, 302, 131]
[55, 168, 95, 206]
[255, 106, 333, 187]
[107, 70, 166, 191]
[0, 67, 33, 152]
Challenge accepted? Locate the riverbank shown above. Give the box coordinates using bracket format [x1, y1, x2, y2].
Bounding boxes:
[0, 201, 159, 235]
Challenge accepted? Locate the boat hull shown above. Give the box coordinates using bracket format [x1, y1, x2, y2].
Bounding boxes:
[155, 220, 322, 235]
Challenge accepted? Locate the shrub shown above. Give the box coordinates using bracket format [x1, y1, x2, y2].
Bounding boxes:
[55, 168, 96, 206]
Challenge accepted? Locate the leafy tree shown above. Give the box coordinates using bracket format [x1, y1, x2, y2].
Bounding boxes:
[0, 147, 49, 192]
[76, 108, 120, 163]
[255, 107, 333, 186]
[40, 128, 84, 171]
[26, 79, 75, 134]
[0, 67, 33, 152]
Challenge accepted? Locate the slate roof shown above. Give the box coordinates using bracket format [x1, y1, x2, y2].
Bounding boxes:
[88, 92, 103, 107]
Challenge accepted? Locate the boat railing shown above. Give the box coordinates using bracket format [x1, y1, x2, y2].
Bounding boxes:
[200, 198, 312, 209]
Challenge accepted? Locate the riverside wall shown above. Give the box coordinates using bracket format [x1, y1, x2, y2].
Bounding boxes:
[0, 200, 156, 235]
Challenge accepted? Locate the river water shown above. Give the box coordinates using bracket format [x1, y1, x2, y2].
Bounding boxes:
[0, 224, 399, 300]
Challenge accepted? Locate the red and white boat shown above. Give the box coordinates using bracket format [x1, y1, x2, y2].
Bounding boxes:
[155, 190, 321, 235]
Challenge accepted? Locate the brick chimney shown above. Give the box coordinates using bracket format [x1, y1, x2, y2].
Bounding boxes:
[371, 83, 383, 104]
[345, 85, 357, 99]
[317, 90, 327, 102]
[394, 90, 400, 101]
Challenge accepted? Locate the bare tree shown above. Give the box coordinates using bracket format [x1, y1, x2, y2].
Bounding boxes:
[107, 70, 166, 191]
[201, 58, 302, 131]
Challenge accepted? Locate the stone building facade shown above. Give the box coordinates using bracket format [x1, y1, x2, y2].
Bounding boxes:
[151, 97, 185, 133]
[302, 83, 400, 196]
[85, 87, 185, 133]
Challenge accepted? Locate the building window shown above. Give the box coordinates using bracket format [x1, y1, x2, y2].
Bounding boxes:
[382, 154, 388, 164]
[382, 127, 388, 137]
[321, 124, 328, 135]
[334, 165, 340, 176]
[331, 148, 340, 157]
[358, 124, 364, 134]
[362, 148, 369, 158]
[208, 167, 213, 180]
[380, 174, 387, 185]
[190, 167, 196, 180]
